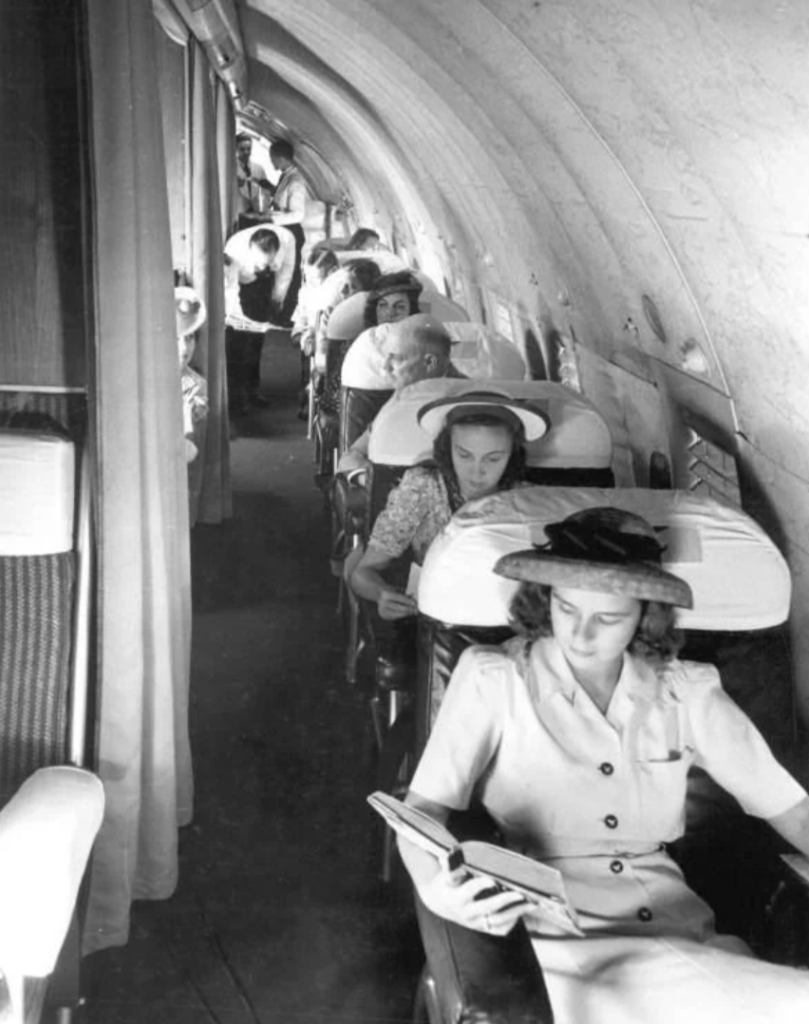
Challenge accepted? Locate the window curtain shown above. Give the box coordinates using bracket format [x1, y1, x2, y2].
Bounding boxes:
[216, 79, 239, 241]
[188, 43, 232, 524]
[83, 0, 193, 953]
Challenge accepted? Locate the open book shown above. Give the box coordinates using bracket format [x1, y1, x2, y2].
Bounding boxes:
[368, 791, 583, 935]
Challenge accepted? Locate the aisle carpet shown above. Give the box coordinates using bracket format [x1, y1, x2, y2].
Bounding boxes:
[84, 331, 421, 1024]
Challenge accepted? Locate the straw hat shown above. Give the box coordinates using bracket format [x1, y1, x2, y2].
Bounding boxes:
[175, 286, 207, 337]
[494, 506, 693, 607]
[417, 389, 551, 442]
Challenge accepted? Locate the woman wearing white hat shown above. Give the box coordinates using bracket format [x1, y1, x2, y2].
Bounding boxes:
[398, 505, 809, 1024]
[349, 390, 549, 621]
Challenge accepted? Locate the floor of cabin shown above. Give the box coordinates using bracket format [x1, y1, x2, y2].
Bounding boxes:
[81, 333, 422, 1024]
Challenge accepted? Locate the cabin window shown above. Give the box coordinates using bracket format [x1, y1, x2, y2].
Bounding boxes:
[685, 428, 740, 505]
[557, 330, 582, 392]
[492, 297, 515, 344]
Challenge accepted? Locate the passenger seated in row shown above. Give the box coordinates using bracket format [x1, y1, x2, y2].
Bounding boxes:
[175, 286, 209, 463]
[350, 392, 549, 621]
[337, 315, 467, 479]
[338, 272, 425, 390]
[398, 506, 809, 1024]
[313, 258, 383, 427]
[346, 227, 382, 251]
[314, 257, 383, 370]
[292, 246, 341, 418]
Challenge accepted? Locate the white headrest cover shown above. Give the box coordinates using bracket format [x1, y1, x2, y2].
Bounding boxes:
[418, 486, 791, 632]
[419, 290, 469, 322]
[366, 379, 612, 468]
[325, 290, 368, 343]
[341, 325, 393, 389]
[0, 431, 75, 555]
[444, 323, 527, 381]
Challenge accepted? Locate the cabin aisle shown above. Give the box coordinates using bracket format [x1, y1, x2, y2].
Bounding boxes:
[84, 332, 422, 1023]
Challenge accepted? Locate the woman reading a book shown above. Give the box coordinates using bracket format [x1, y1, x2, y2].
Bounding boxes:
[350, 391, 548, 621]
[398, 506, 809, 1023]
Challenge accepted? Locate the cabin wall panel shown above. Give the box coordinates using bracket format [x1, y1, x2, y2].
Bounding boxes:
[155, 27, 189, 275]
[0, 3, 86, 387]
[737, 439, 809, 731]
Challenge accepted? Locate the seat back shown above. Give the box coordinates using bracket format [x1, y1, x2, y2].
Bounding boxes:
[366, 378, 614, 475]
[0, 428, 80, 806]
[415, 485, 792, 754]
[444, 322, 527, 380]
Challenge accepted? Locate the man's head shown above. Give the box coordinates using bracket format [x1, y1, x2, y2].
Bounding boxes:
[236, 132, 252, 165]
[249, 228, 279, 275]
[270, 138, 294, 171]
[381, 314, 453, 389]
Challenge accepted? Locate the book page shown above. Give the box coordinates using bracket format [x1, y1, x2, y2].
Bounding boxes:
[462, 841, 582, 935]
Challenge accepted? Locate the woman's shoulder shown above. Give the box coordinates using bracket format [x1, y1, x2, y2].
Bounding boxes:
[395, 464, 444, 498]
[453, 641, 523, 690]
[401, 463, 441, 484]
[656, 657, 723, 698]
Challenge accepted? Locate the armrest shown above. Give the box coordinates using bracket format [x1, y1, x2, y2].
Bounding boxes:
[329, 473, 368, 560]
[415, 893, 554, 1024]
[0, 766, 105, 978]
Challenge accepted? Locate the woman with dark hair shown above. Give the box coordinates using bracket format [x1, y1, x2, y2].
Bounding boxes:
[346, 227, 382, 250]
[350, 392, 549, 621]
[363, 271, 423, 330]
[397, 505, 809, 1023]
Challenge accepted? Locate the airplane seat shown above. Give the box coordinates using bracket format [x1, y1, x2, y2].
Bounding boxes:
[313, 290, 369, 480]
[357, 382, 614, 819]
[326, 322, 394, 587]
[444, 322, 527, 381]
[0, 426, 78, 801]
[409, 485, 805, 1024]
[0, 413, 102, 1023]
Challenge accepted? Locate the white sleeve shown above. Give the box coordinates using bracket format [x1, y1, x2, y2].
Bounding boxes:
[675, 661, 807, 819]
[409, 646, 507, 811]
[271, 230, 297, 306]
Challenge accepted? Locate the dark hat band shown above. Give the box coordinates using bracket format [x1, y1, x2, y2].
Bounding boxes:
[543, 519, 664, 565]
[444, 403, 523, 433]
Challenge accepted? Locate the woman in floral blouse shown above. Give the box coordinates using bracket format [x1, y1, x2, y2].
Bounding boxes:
[350, 391, 549, 620]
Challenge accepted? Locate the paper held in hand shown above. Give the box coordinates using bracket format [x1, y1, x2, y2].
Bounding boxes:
[368, 791, 583, 936]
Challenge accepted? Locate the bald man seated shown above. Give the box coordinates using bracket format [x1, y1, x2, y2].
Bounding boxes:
[337, 314, 466, 479]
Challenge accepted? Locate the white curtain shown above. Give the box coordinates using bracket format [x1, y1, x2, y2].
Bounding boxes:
[83, 0, 193, 953]
[189, 44, 232, 524]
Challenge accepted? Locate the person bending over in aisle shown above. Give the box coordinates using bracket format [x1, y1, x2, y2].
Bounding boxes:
[223, 224, 296, 423]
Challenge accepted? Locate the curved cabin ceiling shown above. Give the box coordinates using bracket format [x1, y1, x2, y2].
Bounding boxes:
[235, 0, 809, 714]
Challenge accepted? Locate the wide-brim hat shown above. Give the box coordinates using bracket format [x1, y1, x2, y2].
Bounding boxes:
[417, 389, 551, 442]
[494, 506, 693, 608]
[175, 286, 207, 337]
[369, 272, 423, 302]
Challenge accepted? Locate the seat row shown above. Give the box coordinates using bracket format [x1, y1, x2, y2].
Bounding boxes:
[296, 245, 809, 1023]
